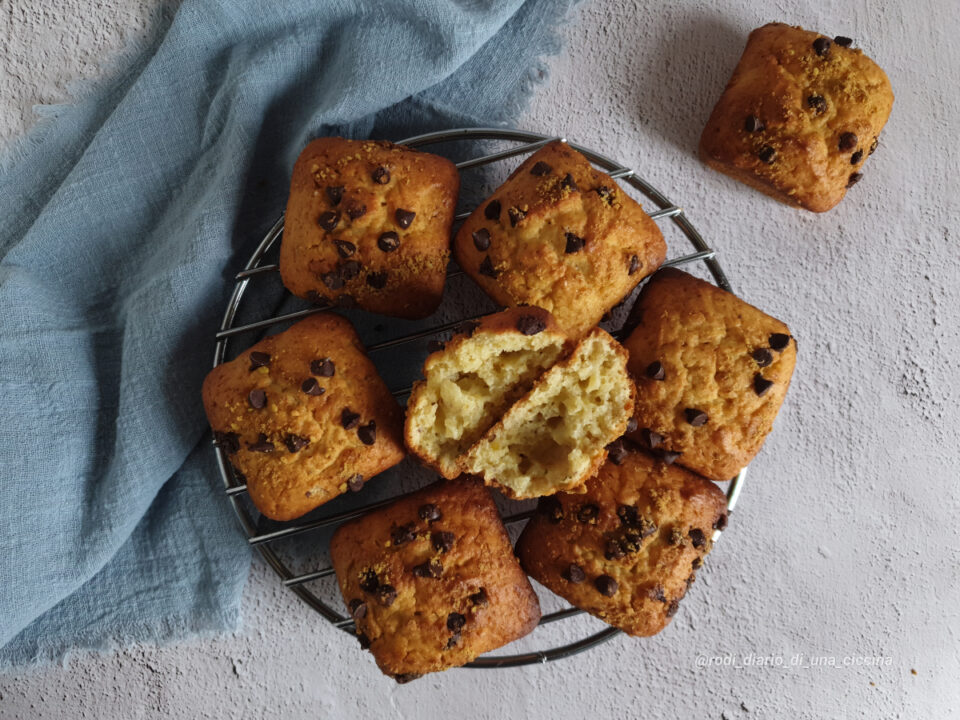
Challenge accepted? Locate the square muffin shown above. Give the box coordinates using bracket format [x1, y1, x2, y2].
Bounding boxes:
[201, 313, 404, 521]
[517, 448, 728, 637]
[700, 23, 894, 212]
[330, 478, 541, 682]
[280, 137, 460, 318]
[622, 269, 796, 482]
[453, 140, 666, 336]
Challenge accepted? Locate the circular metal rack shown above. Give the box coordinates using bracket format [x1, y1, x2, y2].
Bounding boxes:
[211, 127, 747, 668]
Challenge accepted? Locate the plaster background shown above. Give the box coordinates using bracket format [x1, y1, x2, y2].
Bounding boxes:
[1, 0, 958, 718]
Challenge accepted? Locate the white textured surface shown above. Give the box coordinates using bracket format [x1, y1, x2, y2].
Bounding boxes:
[2, 1, 959, 718]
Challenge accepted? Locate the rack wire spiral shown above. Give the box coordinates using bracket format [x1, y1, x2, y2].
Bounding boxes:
[210, 128, 747, 668]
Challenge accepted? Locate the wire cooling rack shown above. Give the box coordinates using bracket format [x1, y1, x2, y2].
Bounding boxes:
[210, 128, 747, 668]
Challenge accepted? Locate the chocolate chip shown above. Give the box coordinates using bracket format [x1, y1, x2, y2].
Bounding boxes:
[345, 201, 366, 219]
[851, 149, 863, 164]
[660, 449, 681, 465]
[321, 271, 344, 290]
[247, 433, 274, 453]
[595, 575, 618, 597]
[649, 584, 667, 602]
[372, 166, 390, 184]
[595, 186, 614, 204]
[357, 633, 371, 650]
[564, 232, 585, 254]
[393, 672, 421, 684]
[366, 271, 388, 289]
[689, 528, 706, 548]
[812, 36, 832, 57]
[391, 523, 417, 546]
[508, 206, 526, 226]
[666, 598, 680, 617]
[640, 428, 664, 450]
[347, 474, 365, 492]
[431, 531, 455, 553]
[577, 504, 599, 524]
[478, 255, 498, 278]
[426, 340, 445, 353]
[359, 569, 379, 593]
[744, 115, 765, 132]
[283, 434, 309, 453]
[625, 417, 638, 434]
[341, 408, 360, 430]
[326, 186, 344, 205]
[472, 228, 491, 251]
[847, 172, 863, 188]
[838, 132, 858, 152]
[470, 588, 489, 606]
[606, 438, 629, 465]
[769, 333, 790, 351]
[616, 505, 638, 526]
[530, 161, 552, 176]
[561, 564, 586, 584]
[807, 95, 827, 115]
[339, 260, 361, 281]
[713, 513, 728, 531]
[418, 504, 442, 523]
[447, 612, 466, 633]
[215, 431, 240, 454]
[753, 373, 774, 396]
[248, 389, 267, 409]
[560, 173, 578, 191]
[395, 208, 416, 229]
[605, 539, 625, 560]
[317, 211, 340, 231]
[304, 291, 330, 307]
[692, 557, 703, 570]
[376, 584, 397, 607]
[357, 421, 377, 445]
[540, 496, 564, 523]
[374, 231, 399, 253]
[516, 314, 547, 335]
[834, 35, 853, 47]
[457, 320, 480, 337]
[758, 145, 776, 164]
[869, 137, 879, 155]
[412, 560, 443, 579]
[306, 361, 333, 382]
[334, 239, 356, 258]
[625, 254, 641, 276]
[645, 360, 665, 380]
[337, 294, 356, 309]
[348, 598, 367, 619]
[684, 408, 708, 427]
[248, 351, 270, 371]
[752, 348, 773, 367]
[484, 200, 501, 220]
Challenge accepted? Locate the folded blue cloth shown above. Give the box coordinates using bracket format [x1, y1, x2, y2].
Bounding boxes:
[0, 0, 575, 666]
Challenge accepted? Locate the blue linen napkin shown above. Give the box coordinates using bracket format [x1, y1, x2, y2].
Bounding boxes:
[0, 0, 576, 666]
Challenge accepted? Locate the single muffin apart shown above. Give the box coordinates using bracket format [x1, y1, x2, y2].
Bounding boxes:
[517, 447, 728, 637]
[464, 327, 635, 499]
[622, 269, 796, 482]
[280, 137, 460, 317]
[700, 23, 893, 212]
[453, 140, 666, 336]
[405, 307, 571, 478]
[201, 313, 404, 521]
[330, 477, 541, 682]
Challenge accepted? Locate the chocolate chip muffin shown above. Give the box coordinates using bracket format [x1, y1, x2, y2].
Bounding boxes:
[201, 313, 404, 521]
[330, 478, 541, 682]
[405, 307, 571, 479]
[700, 23, 894, 212]
[622, 269, 796, 482]
[464, 327, 635, 499]
[280, 137, 459, 317]
[516, 448, 728, 637]
[453, 140, 666, 337]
